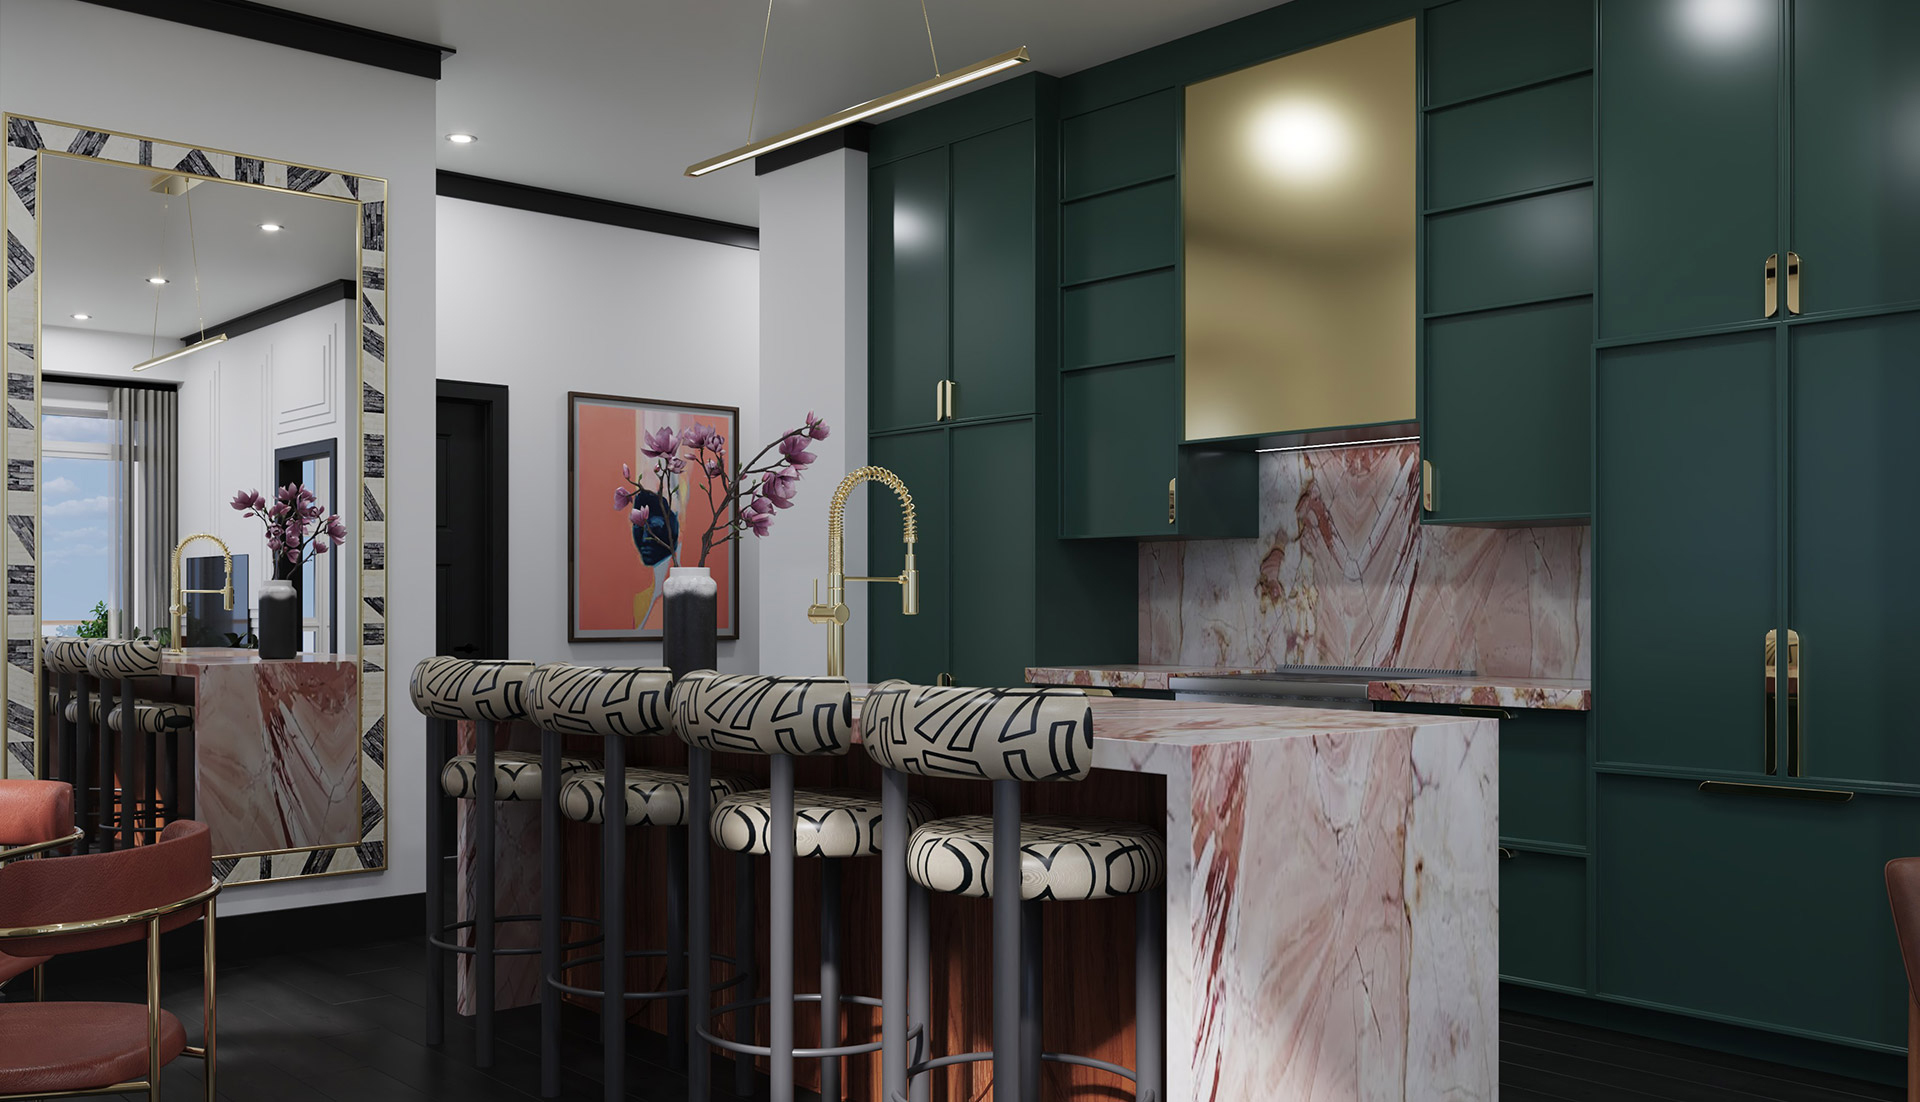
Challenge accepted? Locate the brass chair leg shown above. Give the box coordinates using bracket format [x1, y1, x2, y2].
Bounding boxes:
[204, 896, 218, 1101]
[147, 915, 163, 1102]
[30, 962, 43, 1001]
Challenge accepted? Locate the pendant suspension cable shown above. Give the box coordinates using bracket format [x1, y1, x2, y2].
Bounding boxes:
[746, 0, 774, 141]
[148, 194, 169, 359]
[920, 0, 940, 76]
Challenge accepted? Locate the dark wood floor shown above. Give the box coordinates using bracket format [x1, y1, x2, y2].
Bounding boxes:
[8, 934, 1907, 1101]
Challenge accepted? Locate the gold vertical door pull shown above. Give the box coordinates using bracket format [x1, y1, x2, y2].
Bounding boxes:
[1764, 253, 1780, 317]
[1785, 629, 1802, 776]
[1167, 478, 1177, 525]
[934, 379, 946, 422]
[937, 672, 954, 687]
[945, 379, 957, 421]
[1765, 629, 1801, 776]
[1421, 459, 1435, 512]
[1785, 251, 1802, 315]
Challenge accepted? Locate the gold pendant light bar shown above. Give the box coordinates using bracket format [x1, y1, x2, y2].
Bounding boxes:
[686, 46, 1030, 177]
[131, 333, 227, 372]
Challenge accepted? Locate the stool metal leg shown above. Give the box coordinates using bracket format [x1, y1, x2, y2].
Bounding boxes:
[54, 672, 74, 787]
[425, 717, 446, 1046]
[733, 849, 757, 1096]
[1136, 886, 1166, 1102]
[769, 753, 796, 1102]
[687, 745, 712, 1101]
[908, 881, 929, 1102]
[117, 679, 136, 849]
[97, 678, 118, 849]
[74, 676, 93, 854]
[475, 717, 497, 1068]
[991, 778, 1023, 1102]
[1021, 899, 1043, 1102]
[820, 857, 843, 1102]
[601, 731, 627, 1102]
[540, 729, 563, 1099]
[880, 770, 909, 1102]
[667, 823, 689, 1073]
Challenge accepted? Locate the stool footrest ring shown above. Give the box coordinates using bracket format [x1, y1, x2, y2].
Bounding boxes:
[429, 913, 601, 957]
[548, 949, 747, 1002]
[696, 993, 889, 1059]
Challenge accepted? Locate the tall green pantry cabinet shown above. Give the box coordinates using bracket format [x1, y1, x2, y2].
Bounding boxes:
[867, 75, 1136, 687]
[1595, 0, 1920, 1056]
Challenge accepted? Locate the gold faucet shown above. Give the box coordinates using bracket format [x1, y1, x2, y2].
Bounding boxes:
[168, 533, 234, 654]
[806, 466, 919, 678]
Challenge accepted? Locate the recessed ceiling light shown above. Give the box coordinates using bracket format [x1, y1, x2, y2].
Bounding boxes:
[146, 276, 170, 285]
[70, 313, 91, 321]
[446, 132, 478, 145]
[259, 222, 284, 232]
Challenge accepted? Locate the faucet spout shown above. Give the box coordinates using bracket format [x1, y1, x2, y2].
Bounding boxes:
[807, 466, 919, 678]
[169, 533, 235, 654]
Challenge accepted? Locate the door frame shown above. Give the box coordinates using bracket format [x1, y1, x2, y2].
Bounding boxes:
[273, 439, 341, 654]
[436, 380, 511, 659]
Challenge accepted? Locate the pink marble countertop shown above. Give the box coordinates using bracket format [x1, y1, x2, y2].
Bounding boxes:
[1025, 664, 1592, 711]
[159, 648, 359, 675]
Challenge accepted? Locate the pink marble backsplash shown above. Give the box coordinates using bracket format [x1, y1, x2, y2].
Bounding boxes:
[1142, 441, 1590, 679]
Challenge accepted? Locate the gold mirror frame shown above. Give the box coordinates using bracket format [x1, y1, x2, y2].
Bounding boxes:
[2, 116, 390, 886]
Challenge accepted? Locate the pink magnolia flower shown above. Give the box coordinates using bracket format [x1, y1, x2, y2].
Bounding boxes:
[763, 471, 799, 509]
[630, 506, 650, 527]
[703, 457, 724, 478]
[641, 426, 677, 458]
[805, 411, 830, 441]
[777, 434, 816, 467]
[313, 536, 331, 554]
[622, 462, 633, 481]
[327, 515, 348, 542]
[615, 486, 633, 509]
[681, 423, 714, 450]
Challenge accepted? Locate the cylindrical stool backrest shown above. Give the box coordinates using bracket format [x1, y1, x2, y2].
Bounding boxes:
[861, 680, 1094, 783]
[409, 656, 535, 722]
[669, 670, 853, 757]
[43, 638, 97, 677]
[526, 662, 673, 736]
[84, 638, 161, 681]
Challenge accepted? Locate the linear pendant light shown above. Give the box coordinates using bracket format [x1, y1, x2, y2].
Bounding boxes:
[132, 333, 227, 373]
[686, 46, 1030, 177]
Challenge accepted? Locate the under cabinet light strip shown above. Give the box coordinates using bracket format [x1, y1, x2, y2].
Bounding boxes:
[131, 333, 227, 373]
[685, 47, 1030, 177]
[1254, 435, 1421, 455]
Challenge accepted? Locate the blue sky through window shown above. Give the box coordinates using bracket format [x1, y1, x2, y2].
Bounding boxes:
[42, 453, 114, 625]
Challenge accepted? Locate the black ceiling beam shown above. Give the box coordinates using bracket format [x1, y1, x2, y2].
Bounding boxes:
[436, 171, 759, 251]
[185, 278, 356, 345]
[75, 0, 453, 80]
[754, 124, 873, 176]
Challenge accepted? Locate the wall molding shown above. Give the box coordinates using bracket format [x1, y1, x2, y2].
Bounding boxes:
[436, 171, 759, 250]
[74, 0, 452, 80]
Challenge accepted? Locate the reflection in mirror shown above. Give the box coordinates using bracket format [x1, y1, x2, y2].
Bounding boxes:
[38, 152, 360, 654]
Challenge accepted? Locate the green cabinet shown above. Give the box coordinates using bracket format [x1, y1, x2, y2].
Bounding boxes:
[1418, 0, 1594, 526]
[950, 122, 1039, 423]
[869, 149, 949, 433]
[868, 429, 951, 685]
[1502, 850, 1589, 993]
[1596, 775, 1920, 1050]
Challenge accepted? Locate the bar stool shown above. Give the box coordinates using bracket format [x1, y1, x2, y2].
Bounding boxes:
[526, 661, 755, 1101]
[410, 656, 595, 1069]
[671, 670, 935, 1102]
[82, 640, 187, 850]
[862, 680, 1168, 1102]
[43, 639, 102, 851]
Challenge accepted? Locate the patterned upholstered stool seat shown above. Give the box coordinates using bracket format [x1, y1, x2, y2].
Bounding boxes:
[907, 814, 1166, 901]
[60, 696, 101, 725]
[107, 702, 193, 736]
[42, 638, 98, 676]
[559, 767, 755, 828]
[712, 787, 936, 860]
[440, 750, 596, 801]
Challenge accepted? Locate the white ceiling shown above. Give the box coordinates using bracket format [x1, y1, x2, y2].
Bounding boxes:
[254, 0, 1294, 227]
[39, 153, 357, 339]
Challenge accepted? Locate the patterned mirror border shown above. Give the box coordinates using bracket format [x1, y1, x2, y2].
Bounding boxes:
[2, 115, 389, 886]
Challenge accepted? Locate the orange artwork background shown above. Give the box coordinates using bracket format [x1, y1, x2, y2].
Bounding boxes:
[572, 396, 736, 640]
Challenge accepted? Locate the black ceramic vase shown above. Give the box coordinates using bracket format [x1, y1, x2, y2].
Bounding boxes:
[662, 566, 718, 682]
[258, 579, 300, 660]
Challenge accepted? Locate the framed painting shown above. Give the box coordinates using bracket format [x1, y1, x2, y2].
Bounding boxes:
[568, 392, 740, 642]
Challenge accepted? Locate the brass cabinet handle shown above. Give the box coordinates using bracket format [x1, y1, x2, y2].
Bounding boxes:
[1167, 478, 1177, 525]
[1765, 628, 1802, 776]
[1421, 459, 1435, 512]
[1764, 253, 1779, 317]
[935, 380, 944, 421]
[945, 379, 957, 421]
[936, 672, 955, 687]
[1763, 630, 1778, 775]
[1460, 705, 1512, 721]
[1498, 847, 1515, 860]
[1699, 779, 1850, 803]
[1786, 628, 1803, 777]
[1786, 251, 1802, 315]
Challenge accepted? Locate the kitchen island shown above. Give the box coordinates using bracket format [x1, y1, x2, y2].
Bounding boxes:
[464, 690, 1498, 1102]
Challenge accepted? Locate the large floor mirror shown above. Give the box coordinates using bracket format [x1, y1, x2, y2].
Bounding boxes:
[3, 117, 391, 885]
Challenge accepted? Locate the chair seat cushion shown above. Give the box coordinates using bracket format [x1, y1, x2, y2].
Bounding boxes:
[0, 1001, 187, 1093]
[440, 750, 596, 801]
[0, 950, 47, 985]
[560, 768, 755, 827]
[0, 779, 74, 848]
[908, 814, 1166, 901]
[712, 788, 936, 859]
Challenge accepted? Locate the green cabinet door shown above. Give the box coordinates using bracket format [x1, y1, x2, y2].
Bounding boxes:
[1789, 314, 1920, 787]
[949, 419, 1038, 687]
[1792, 1, 1920, 316]
[869, 429, 950, 683]
[1595, 331, 1777, 772]
[870, 149, 950, 433]
[1598, 0, 1780, 339]
[1596, 774, 1920, 1049]
[1060, 360, 1180, 538]
[950, 123, 1038, 422]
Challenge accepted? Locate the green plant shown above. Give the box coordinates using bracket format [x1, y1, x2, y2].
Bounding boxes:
[76, 601, 108, 639]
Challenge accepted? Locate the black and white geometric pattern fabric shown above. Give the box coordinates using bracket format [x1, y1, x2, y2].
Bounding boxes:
[711, 787, 938, 859]
[409, 656, 535, 723]
[83, 639, 162, 680]
[558, 767, 755, 827]
[670, 671, 853, 758]
[42, 637, 96, 676]
[526, 662, 673, 738]
[907, 814, 1166, 901]
[61, 695, 99, 725]
[861, 680, 1095, 783]
[108, 701, 193, 736]
[439, 750, 597, 801]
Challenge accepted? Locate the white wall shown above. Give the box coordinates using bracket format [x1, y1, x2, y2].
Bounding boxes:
[435, 196, 761, 672]
[756, 150, 869, 679]
[1, 0, 437, 916]
[41, 325, 192, 385]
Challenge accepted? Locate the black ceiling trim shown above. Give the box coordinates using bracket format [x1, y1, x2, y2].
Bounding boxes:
[187, 278, 355, 345]
[754, 124, 874, 177]
[44, 372, 178, 394]
[436, 171, 759, 250]
[75, 0, 453, 80]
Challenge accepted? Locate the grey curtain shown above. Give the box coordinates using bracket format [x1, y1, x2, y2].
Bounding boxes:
[108, 387, 178, 638]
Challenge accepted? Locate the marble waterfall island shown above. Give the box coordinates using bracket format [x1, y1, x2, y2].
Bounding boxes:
[159, 648, 362, 856]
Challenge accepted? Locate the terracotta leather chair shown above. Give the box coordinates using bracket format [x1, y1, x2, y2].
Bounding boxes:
[1884, 858, 1920, 1101]
[0, 778, 81, 998]
[0, 817, 218, 1101]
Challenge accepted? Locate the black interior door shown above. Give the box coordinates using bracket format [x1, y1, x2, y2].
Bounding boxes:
[436, 382, 508, 661]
